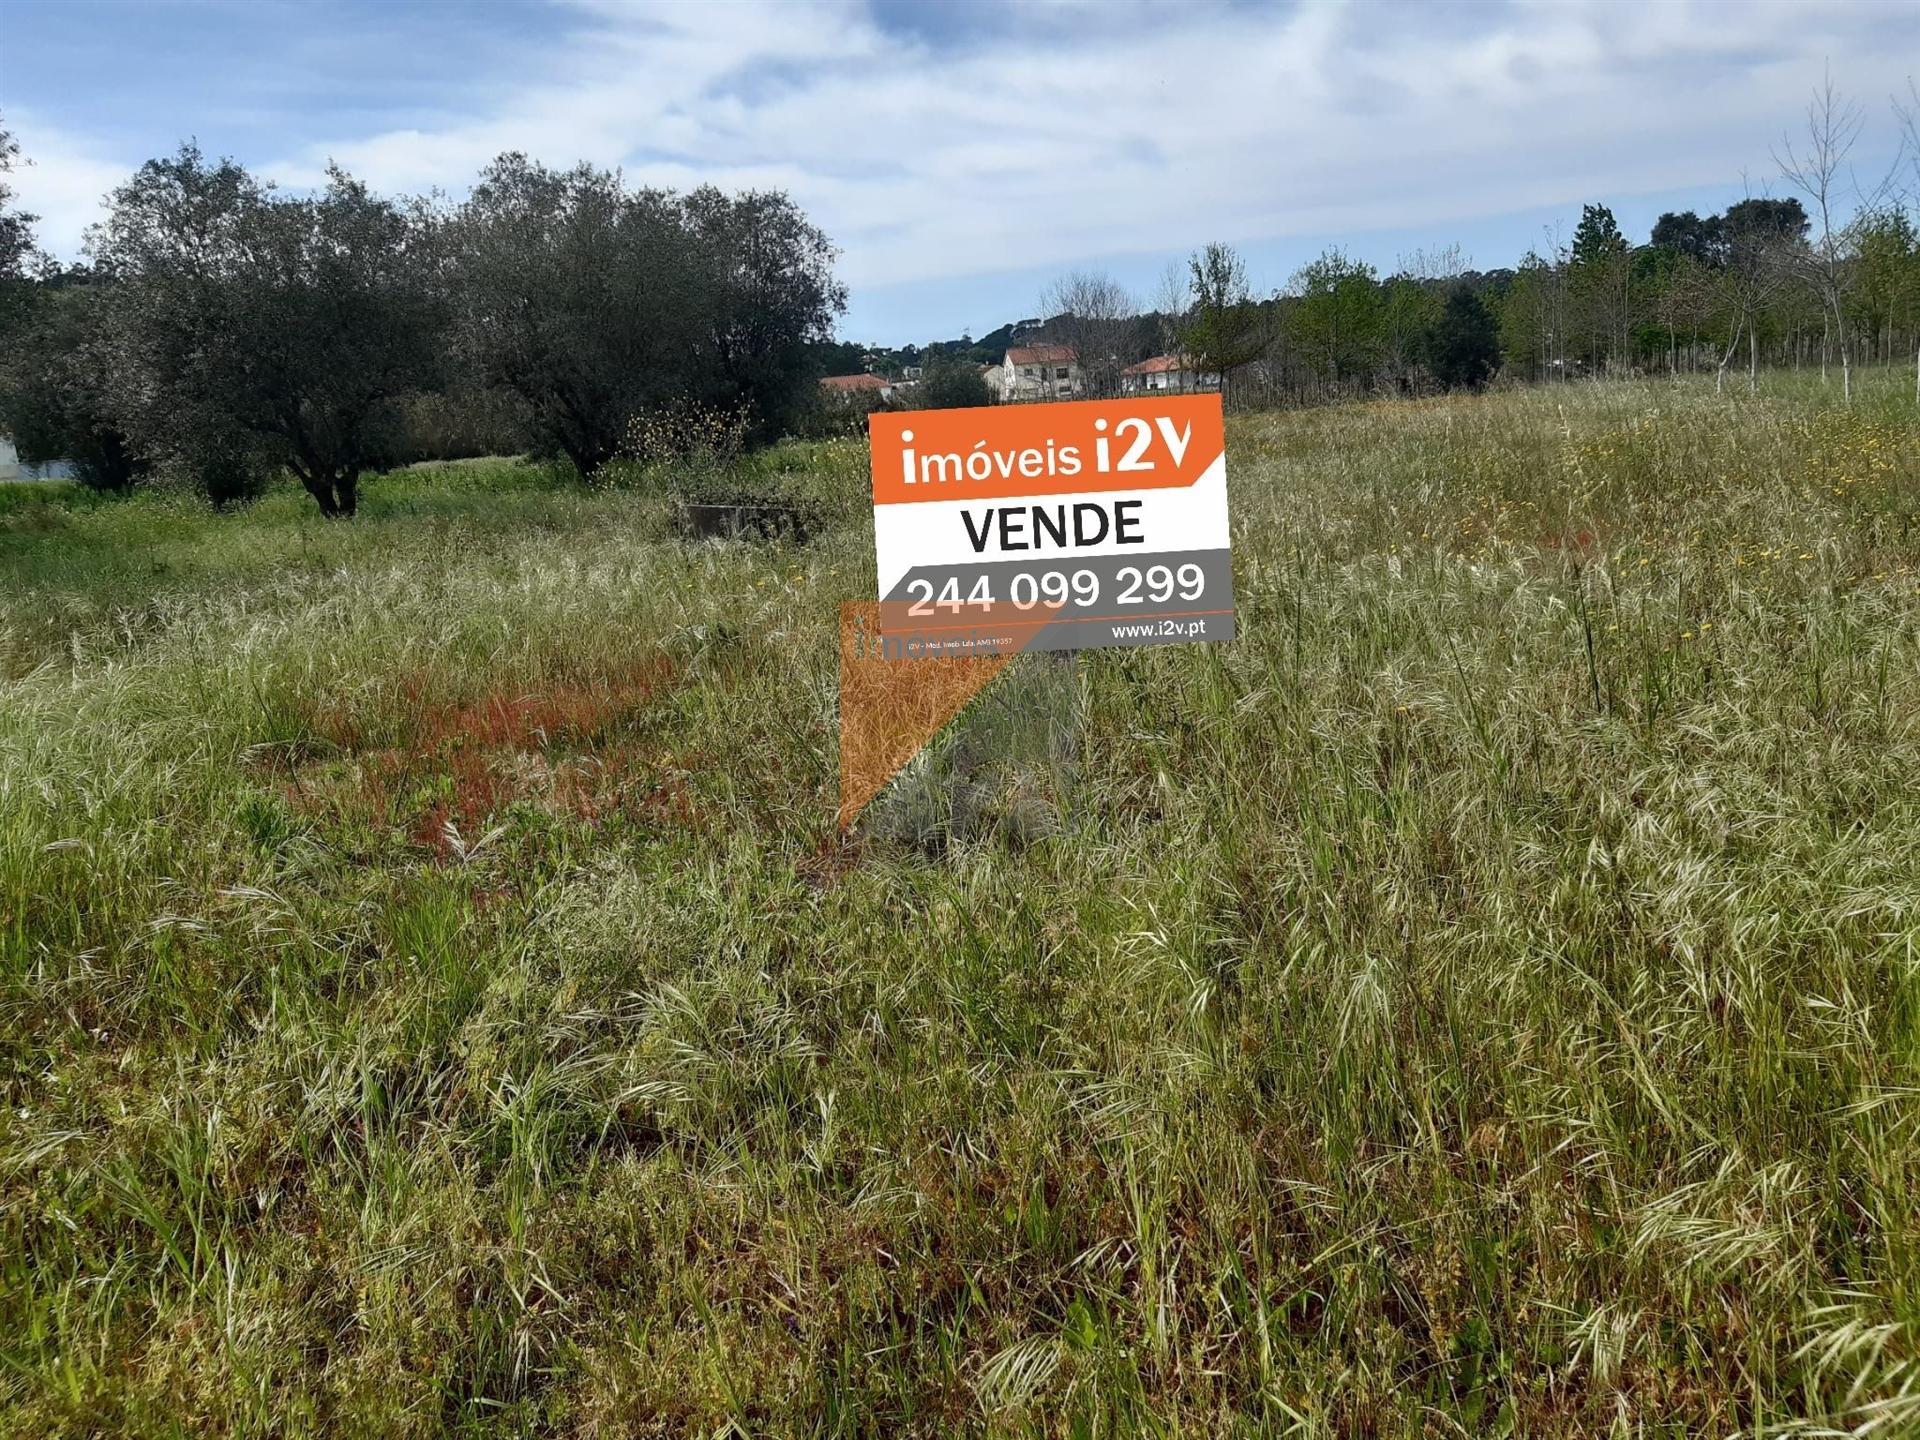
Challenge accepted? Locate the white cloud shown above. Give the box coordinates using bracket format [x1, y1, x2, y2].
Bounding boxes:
[277, 0, 1915, 290]
[12, 0, 1918, 315]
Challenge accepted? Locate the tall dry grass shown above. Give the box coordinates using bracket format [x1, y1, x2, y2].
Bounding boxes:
[2, 371, 1919, 1435]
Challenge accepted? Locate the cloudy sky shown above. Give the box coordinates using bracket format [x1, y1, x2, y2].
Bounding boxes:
[4, 0, 1915, 343]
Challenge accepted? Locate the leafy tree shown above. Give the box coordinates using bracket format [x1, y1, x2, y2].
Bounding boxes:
[452, 156, 708, 477]
[1288, 249, 1384, 383]
[0, 119, 37, 283]
[1650, 210, 1726, 266]
[904, 355, 990, 410]
[1851, 208, 1920, 363]
[1568, 203, 1630, 369]
[1497, 250, 1563, 380]
[682, 186, 847, 438]
[809, 339, 868, 376]
[1180, 243, 1267, 396]
[1703, 196, 1806, 394]
[0, 282, 150, 490]
[1569, 203, 1628, 267]
[92, 146, 441, 514]
[1427, 286, 1500, 390]
[1637, 246, 1715, 373]
[1722, 198, 1809, 250]
[1380, 274, 1441, 389]
[0, 118, 44, 345]
[451, 156, 842, 477]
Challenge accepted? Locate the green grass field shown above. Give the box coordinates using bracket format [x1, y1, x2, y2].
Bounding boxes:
[5, 372, 1920, 1437]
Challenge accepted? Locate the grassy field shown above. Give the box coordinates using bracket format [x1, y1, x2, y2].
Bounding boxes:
[4, 372, 1920, 1437]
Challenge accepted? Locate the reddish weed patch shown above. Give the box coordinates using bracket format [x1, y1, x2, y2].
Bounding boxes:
[282, 657, 695, 857]
[1539, 527, 1601, 555]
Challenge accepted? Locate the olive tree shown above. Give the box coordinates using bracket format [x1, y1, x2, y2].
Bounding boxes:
[0, 125, 153, 492]
[92, 146, 441, 514]
[0, 282, 150, 490]
[683, 185, 847, 439]
[448, 156, 710, 478]
[450, 156, 844, 478]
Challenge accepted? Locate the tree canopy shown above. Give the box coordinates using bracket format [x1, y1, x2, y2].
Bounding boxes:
[90, 147, 442, 513]
[449, 156, 844, 479]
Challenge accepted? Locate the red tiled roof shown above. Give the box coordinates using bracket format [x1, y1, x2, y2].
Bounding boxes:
[819, 373, 891, 392]
[1122, 354, 1193, 376]
[1006, 344, 1076, 365]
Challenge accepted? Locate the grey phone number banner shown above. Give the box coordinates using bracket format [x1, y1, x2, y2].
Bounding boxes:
[881, 548, 1235, 653]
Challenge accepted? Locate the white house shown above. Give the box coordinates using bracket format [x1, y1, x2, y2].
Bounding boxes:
[0, 434, 18, 483]
[994, 344, 1078, 402]
[1120, 354, 1220, 394]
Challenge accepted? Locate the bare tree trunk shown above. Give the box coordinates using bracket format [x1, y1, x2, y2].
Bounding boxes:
[1715, 317, 1743, 396]
[1749, 327, 1758, 394]
[1838, 305, 1852, 405]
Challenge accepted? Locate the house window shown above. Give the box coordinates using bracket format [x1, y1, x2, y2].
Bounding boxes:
[1055, 368, 1069, 380]
[1023, 367, 1036, 379]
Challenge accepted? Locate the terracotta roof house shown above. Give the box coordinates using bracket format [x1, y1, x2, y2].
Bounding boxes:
[1120, 354, 1221, 394]
[819, 373, 896, 401]
[993, 344, 1078, 402]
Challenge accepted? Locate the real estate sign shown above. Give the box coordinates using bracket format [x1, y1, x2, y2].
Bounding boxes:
[867, 393, 1234, 655]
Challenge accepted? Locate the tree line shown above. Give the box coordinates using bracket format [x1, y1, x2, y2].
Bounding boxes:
[1009, 175, 1916, 414]
[0, 137, 845, 514]
[866, 78, 1920, 413]
[2, 76, 1916, 513]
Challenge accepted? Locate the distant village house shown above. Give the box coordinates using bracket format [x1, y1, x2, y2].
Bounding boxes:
[1120, 354, 1221, 394]
[818, 373, 898, 403]
[992, 344, 1078, 402]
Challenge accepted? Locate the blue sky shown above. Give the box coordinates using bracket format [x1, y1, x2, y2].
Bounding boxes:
[4, 0, 1916, 345]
